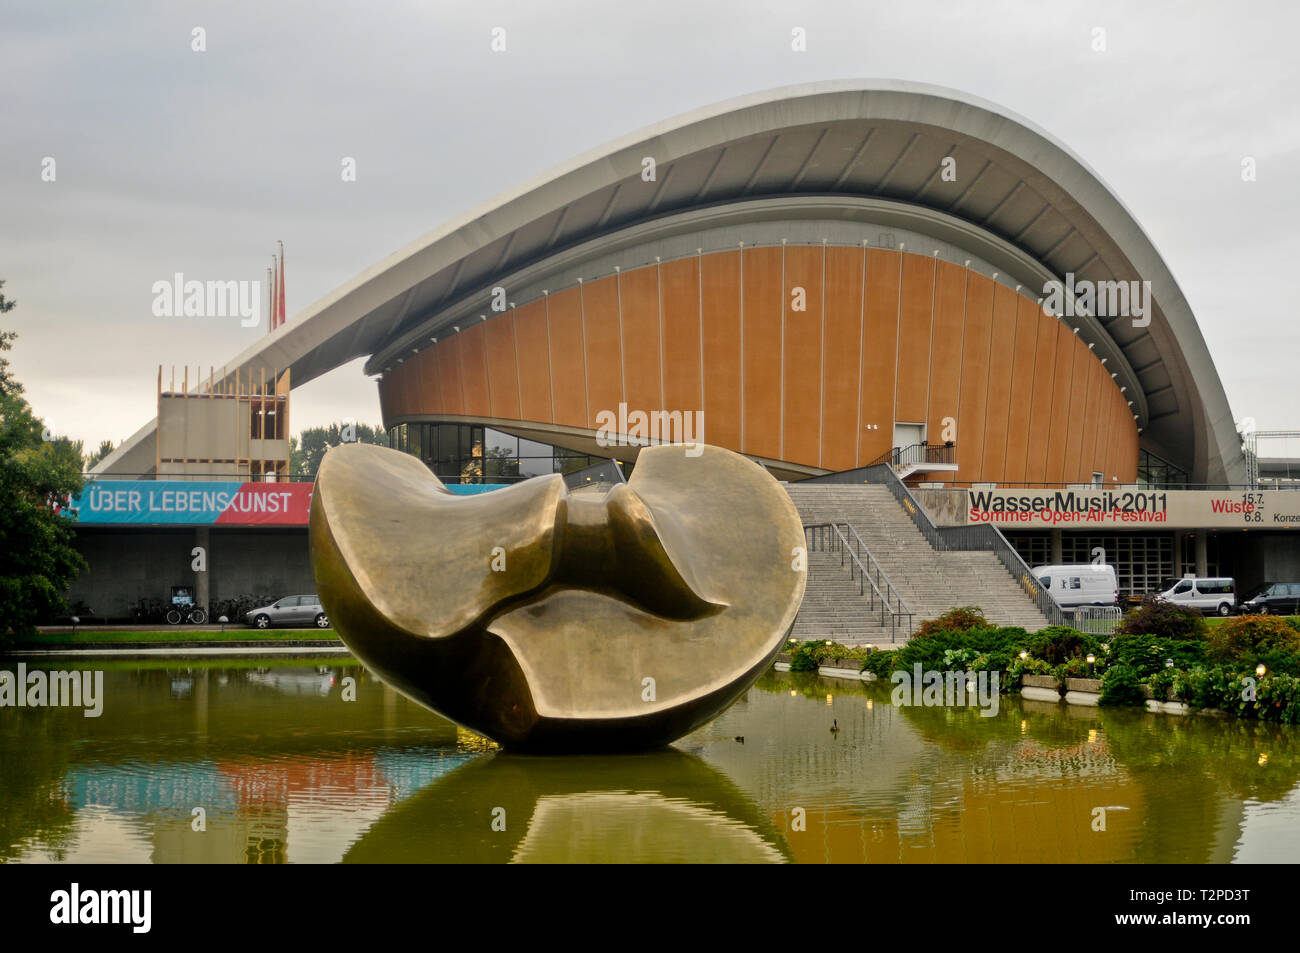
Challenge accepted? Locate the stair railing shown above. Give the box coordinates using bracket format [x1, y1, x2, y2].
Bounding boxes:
[860, 463, 1069, 628]
[802, 521, 915, 643]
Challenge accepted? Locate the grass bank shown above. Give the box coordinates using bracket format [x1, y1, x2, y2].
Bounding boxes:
[15, 629, 336, 644]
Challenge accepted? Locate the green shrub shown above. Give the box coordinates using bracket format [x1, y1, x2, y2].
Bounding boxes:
[1055, 657, 1094, 680]
[1107, 633, 1205, 678]
[788, 643, 819, 671]
[859, 649, 897, 678]
[1021, 625, 1104, 665]
[1146, 667, 1177, 701]
[787, 639, 871, 671]
[1256, 673, 1300, 724]
[915, 606, 988, 637]
[1006, 655, 1053, 687]
[1117, 596, 1207, 641]
[1207, 615, 1300, 673]
[1099, 664, 1146, 707]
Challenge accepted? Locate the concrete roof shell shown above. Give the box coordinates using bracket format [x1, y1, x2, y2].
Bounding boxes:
[96, 79, 1243, 484]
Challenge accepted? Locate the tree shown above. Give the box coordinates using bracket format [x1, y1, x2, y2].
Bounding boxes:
[290, 422, 389, 478]
[83, 439, 115, 470]
[0, 291, 88, 638]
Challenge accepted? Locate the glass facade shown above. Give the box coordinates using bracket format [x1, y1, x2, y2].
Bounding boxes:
[1137, 449, 1188, 488]
[1009, 531, 1176, 599]
[387, 422, 611, 484]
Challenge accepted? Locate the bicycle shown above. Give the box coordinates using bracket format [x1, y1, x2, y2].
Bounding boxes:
[165, 606, 208, 625]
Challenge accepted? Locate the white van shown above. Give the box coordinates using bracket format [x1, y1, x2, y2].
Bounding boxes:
[1155, 576, 1236, 617]
[1031, 564, 1119, 608]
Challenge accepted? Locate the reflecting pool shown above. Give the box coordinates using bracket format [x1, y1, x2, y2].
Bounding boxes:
[2, 657, 1297, 862]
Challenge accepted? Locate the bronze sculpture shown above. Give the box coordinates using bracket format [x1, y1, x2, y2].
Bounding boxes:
[309, 442, 805, 752]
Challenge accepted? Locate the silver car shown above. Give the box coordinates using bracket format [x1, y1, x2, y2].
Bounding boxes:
[244, 594, 330, 629]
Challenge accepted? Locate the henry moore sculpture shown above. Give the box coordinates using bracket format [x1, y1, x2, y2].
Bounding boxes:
[309, 442, 806, 752]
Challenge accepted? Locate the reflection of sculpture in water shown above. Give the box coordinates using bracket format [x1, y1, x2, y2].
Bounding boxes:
[310, 443, 806, 752]
[343, 749, 791, 863]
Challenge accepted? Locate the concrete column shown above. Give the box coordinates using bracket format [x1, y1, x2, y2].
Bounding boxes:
[1050, 529, 1063, 564]
[1173, 530, 1186, 577]
[1195, 532, 1209, 577]
[195, 526, 210, 612]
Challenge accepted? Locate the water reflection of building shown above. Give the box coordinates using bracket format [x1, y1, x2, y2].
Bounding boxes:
[693, 674, 1202, 864]
[59, 749, 477, 863]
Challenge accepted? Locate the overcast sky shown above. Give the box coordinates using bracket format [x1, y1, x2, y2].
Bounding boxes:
[2, 0, 1297, 452]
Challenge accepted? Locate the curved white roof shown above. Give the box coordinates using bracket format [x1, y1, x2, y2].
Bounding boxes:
[98, 79, 1243, 483]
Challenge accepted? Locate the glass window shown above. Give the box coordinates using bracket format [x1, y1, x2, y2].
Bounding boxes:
[1069, 577, 1081, 590]
[518, 438, 553, 477]
[1173, 580, 1192, 594]
[1039, 576, 1051, 589]
[485, 429, 517, 456]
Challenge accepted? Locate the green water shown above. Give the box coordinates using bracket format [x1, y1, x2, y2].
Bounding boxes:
[2, 658, 1297, 863]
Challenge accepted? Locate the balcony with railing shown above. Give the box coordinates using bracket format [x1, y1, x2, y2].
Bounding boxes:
[865, 441, 958, 480]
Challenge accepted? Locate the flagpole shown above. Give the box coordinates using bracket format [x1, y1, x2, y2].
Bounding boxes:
[277, 239, 286, 328]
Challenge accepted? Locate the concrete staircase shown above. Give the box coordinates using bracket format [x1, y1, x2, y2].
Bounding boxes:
[787, 483, 1052, 645]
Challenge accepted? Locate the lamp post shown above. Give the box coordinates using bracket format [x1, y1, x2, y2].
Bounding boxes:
[1256, 664, 1267, 678]
[70, 615, 79, 637]
[1086, 653, 1096, 677]
[218, 614, 228, 634]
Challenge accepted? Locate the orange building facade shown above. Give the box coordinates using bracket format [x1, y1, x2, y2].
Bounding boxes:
[377, 244, 1138, 485]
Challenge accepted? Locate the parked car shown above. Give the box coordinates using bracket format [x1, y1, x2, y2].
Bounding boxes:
[1154, 576, 1236, 617]
[1237, 582, 1300, 616]
[1031, 564, 1119, 607]
[243, 594, 330, 629]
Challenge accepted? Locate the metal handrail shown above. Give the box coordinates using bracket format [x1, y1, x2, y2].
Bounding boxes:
[864, 442, 956, 470]
[862, 463, 1069, 628]
[802, 521, 914, 643]
[839, 522, 913, 628]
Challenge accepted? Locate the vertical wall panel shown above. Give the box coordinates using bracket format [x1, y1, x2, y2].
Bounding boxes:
[378, 372, 395, 422]
[700, 250, 742, 452]
[1062, 336, 1092, 480]
[953, 272, 994, 483]
[581, 276, 623, 429]
[392, 353, 413, 418]
[820, 246, 865, 471]
[926, 261, 966, 463]
[858, 249, 901, 466]
[513, 300, 553, 423]
[1044, 324, 1076, 484]
[409, 347, 440, 418]
[546, 287, 587, 428]
[1078, 358, 1104, 480]
[1093, 381, 1116, 484]
[618, 266, 662, 422]
[894, 253, 935, 425]
[437, 335, 465, 416]
[741, 246, 784, 460]
[484, 313, 521, 420]
[782, 245, 824, 467]
[1002, 295, 1041, 484]
[659, 257, 702, 419]
[1024, 314, 1059, 484]
[980, 282, 1019, 481]
[458, 323, 491, 418]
